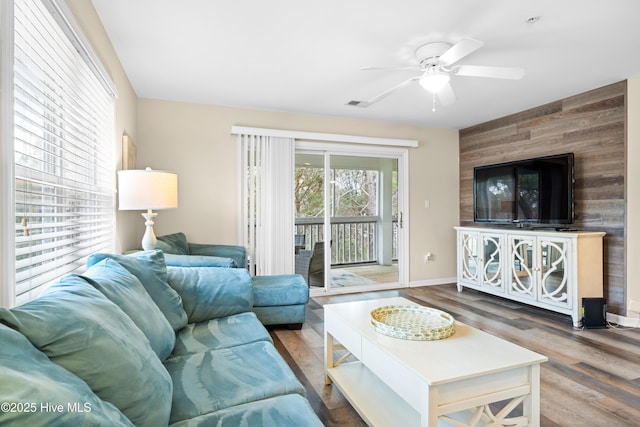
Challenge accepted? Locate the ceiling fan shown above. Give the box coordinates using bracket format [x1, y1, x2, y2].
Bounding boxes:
[347, 38, 525, 108]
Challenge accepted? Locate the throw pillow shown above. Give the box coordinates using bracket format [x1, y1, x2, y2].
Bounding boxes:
[0, 323, 135, 426]
[156, 232, 190, 255]
[87, 250, 188, 331]
[82, 258, 175, 360]
[0, 275, 172, 427]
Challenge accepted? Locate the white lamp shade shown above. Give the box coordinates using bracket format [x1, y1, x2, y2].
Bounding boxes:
[117, 168, 178, 211]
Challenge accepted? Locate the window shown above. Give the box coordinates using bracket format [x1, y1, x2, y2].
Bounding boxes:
[6, 0, 116, 306]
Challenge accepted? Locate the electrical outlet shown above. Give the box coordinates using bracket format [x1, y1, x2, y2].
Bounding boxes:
[424, 252, 432, 263]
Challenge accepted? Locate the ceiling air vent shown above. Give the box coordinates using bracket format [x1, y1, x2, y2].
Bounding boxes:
[346, 100, 370, 108]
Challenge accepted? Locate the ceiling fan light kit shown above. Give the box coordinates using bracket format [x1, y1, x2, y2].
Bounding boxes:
[419, 67, 450, 93]
[350, 38, 525, 109]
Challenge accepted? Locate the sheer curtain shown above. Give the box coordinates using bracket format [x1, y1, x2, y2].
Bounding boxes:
[238, 133, 294, 276]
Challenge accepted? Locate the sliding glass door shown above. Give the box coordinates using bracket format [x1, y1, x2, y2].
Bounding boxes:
[294, 153, 326, 287]
[294, 144, 407, 294]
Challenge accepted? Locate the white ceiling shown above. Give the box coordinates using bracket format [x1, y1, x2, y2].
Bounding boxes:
[91, 0, 640, 130]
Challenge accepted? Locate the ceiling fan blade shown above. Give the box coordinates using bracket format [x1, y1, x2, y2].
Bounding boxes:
[360, 66, 423, 72]
[347, 76, 420, 108]
[454, 65, 525, 80]
[439, 38, 484, 66]
[436, 82, 456, 106]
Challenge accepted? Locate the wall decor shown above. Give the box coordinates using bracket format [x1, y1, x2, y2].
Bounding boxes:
[122, 133, 137, 170]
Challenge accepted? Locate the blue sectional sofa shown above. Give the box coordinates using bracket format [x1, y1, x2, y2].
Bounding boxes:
[0, 250, 323, 426]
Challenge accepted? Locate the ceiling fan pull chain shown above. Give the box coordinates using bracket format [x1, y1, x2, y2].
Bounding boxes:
[432, 92, 436, 112]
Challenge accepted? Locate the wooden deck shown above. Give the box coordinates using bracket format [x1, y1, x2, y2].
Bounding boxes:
[338, 263, 398, 284]
[269, 284, 640, 427]
[331, 263, 398, 283]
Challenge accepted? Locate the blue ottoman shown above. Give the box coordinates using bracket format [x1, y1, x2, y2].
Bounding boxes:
[251, 274, 309, 329]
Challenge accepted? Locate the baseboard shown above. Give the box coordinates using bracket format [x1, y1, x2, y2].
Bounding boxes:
[408, 277, 457, 288]
[606, 312, 640, 327]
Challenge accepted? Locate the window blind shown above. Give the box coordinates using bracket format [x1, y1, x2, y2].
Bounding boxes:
[238, 134, 295, 276]
[12, 0, 115, 305]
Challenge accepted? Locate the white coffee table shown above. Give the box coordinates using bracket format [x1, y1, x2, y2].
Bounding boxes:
[324, 297, 547, 427]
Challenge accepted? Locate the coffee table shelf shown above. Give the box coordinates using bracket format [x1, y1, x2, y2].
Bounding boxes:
[327, 361, 420, 426]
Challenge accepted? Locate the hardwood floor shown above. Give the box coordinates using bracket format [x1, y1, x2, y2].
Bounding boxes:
[269, 284, 640, 427]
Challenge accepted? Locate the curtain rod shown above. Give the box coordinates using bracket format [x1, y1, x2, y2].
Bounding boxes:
[231, 126, 418, 148]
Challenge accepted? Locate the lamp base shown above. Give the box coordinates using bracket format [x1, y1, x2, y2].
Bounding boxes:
[141, 211, 158, 251]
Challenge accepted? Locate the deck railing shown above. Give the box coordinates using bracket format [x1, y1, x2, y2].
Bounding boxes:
[295, 217, 397, 265]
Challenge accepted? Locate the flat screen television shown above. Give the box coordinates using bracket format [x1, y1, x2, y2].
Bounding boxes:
[474, 153, 575, 225]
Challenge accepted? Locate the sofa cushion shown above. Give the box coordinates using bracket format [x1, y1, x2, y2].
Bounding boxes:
[172, 312, 272, 356]
[166, 266, 253, 323]
[164, 253, 237, 268]
[82, 258, 175, 360]
[0, 323, 135, 427]
[0, 275, 172, 427]
[157, 232, 190, 255]
[253, 304, 307, 326]
[167, 394, 324, 427]
[188, 242, 247, 269]
[252, 274, 309, 306]
[164, 341, 306, 424]
[87, 250, 188, 331]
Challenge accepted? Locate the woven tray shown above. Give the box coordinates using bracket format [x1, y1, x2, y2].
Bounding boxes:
[370, 305, 455, 341]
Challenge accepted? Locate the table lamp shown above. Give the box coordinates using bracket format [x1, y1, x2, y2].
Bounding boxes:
[117, 167, 178, 250]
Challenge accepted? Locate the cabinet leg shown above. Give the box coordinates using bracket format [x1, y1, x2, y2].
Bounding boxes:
[572, 314, 582, 329]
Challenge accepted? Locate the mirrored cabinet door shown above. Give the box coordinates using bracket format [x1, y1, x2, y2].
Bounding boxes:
[481, 234, 503, 290]
[461, 232, 479, 283]
[509, 237, 536, 300]
[539, 238, 570, 307]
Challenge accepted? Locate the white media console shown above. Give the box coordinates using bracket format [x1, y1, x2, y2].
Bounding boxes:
[455, 226, 605, 327]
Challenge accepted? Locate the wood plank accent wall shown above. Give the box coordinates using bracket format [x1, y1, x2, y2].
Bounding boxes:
[459, 81, 626, 313]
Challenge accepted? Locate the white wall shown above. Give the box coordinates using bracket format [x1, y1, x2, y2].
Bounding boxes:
[135, 99, 460, 283]
[627, 78, 640, 311]
[1, 2, 6, 307]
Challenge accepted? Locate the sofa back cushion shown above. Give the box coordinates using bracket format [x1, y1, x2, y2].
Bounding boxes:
[0, 323, 135, 426]
[164, 253, 237, 268]
[166, 267, 253, 323]
[82, 258, 175, 360]
[156, 231, 190, 255]
[0, 275, 172, 427]
[188, 242, 247, 269]
[87, 250, 188, 331]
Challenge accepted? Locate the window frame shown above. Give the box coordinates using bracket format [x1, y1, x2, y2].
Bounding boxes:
[1, 0, 116, 307]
